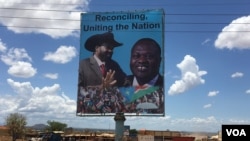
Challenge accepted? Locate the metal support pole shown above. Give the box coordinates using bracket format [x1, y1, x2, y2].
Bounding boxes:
[114, 112, 126, 141]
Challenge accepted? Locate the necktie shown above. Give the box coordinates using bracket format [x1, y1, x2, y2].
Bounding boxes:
[100, 64, 106, 77]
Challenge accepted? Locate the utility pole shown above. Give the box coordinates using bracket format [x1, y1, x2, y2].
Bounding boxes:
[114, 112, 126, 141]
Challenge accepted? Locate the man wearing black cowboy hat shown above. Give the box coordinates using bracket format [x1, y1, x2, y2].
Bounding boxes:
[78, 31, 127, 88]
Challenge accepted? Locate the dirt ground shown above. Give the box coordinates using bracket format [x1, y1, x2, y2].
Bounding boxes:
[0, 136, 26, 141]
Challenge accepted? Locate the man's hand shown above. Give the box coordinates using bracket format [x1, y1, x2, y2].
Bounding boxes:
[102, 69, 117, 89]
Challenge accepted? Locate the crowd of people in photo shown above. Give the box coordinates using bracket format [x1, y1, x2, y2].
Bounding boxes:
[77, 85, 164, 114]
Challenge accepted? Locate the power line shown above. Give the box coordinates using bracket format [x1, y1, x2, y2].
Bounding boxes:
[166, 22, 250, 25]
[0, 25, 80, 30]
[1, 7, 249, 16]
[1, 15, 250, 25]
[0, 4, 249, 33]
[0, 11, 249, 23]
[0, 15, 80, 21]
[0, 2, 86, 6]
[1, 1, 250, 6]
[1, 25, 250, 33]
[0, 7, 82, 13]
[0, 6, 250, 16]
[0, 16, 250, 32]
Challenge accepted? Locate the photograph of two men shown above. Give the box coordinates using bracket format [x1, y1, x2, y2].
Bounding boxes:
[76, 9, 165, 116]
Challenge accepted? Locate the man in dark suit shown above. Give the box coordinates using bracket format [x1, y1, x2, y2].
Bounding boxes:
[78, 31, 127, 88]
[77, 32, 127, 114]
[122, 38, 164, 114]
[125, 38, 163, 87]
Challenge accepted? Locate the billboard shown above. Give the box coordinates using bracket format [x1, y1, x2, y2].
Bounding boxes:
[77, 9, 165, 116]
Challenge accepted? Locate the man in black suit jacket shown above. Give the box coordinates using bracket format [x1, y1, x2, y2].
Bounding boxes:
[122, 38, 164, 114]
[77, 32, 127, 114]
[125, 38, 163, 87]
[78, 31, 126, 88]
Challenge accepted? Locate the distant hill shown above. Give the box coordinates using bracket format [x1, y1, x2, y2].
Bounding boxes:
[28, 124, 48, 131]
[181, 131, 218, 136]
[27, 124, 114, 133]
[180, 131, 218, 139]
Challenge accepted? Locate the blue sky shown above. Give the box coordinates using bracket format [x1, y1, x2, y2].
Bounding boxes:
[1, 0, 250, 132]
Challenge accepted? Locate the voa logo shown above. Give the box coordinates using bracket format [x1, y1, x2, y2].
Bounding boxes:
[226, 129, 246, 136]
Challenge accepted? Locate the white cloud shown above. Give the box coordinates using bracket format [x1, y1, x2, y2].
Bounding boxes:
[245, 89, 250, 94]
[201, 38, 211, 45]
[0, 0, 90, 38]
[8, 61, 37, 78]
[0, 39, 7, 52]
[7, 79, 34, 96]
[44, 73, 58, 79]
[167, 116, 219, 132]
[228, 119, 250, 124]
[0, 95, 19, 114]
[1, 79, 76, 119]
[168, 55, 207, 95]
[231, 72, 244, 78]
[208, 91, 219, 97]
[1, 48, 32, 66]
[203, 104, 212, 109]
[214, 15, 250, 50]
[43, 46, 77, 64]
[1, 47, 37, 78]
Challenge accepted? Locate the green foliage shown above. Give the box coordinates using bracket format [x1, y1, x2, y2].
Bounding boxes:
[46, 120, 67, 131]
[129, 129, 138, 136]
[5, 113, 27, 141]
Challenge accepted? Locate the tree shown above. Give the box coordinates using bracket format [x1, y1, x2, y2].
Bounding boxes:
[46, 120, 67, 131]
[129, 129, 138, 137]
[5, 113, 27, 141]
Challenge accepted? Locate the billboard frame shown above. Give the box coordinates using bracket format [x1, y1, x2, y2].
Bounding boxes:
[77, 9, 165, 117]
